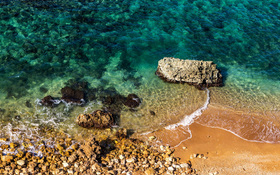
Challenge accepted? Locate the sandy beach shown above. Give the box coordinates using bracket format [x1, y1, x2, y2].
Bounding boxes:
[140, 105, 280, 175]
[1, 105, 280, 175]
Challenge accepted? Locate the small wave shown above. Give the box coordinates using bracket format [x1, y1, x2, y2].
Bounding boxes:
[139, 89, 210, 147]
[197, 122, 280, 144]
[165, 88, 210, 130]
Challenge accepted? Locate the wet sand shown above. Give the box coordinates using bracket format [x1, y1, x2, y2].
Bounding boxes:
[176, 122, 280, 174]
[140, 106, 280, 175]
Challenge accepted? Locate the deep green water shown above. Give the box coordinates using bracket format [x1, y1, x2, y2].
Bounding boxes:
[0, 0, 279, 143]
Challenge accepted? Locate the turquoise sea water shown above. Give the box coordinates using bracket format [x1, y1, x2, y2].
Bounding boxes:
[0, 0, 279, 143]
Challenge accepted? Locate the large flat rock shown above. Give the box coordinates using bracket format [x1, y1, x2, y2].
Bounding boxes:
[156, 57, 223, 89]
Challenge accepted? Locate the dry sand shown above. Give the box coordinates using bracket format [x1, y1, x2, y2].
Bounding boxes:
[138, 105, 280, 175]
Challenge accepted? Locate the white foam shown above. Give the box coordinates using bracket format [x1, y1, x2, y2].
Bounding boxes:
[197, 122, 280, 144]
[172, 127, 193, 148]
[165, 88, 210, 130]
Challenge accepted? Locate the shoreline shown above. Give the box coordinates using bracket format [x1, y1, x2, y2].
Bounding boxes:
[139, 121, 280, 174]
[195, 104, 280, 143]
[1, 103, 280, 174]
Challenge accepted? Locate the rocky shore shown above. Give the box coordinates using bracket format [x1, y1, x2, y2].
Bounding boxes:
[0, 128, 194, 175]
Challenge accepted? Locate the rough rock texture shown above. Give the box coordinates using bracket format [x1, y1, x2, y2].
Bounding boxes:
[0, 128, 194, 174]
[115, 128, 128, 139]
[124, 94, 141, 108]
[77, 137, 101, 162]
[76, 110, 114, 128]
[156, 57, 223, 89]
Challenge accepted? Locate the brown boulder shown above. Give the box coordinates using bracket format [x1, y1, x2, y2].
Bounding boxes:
[40, 95, 59, 107]
[61, 86, 85, 104]
[156, 57, 223, 89]
[76, 110, 114, 128]
[124, 94, 141, 108]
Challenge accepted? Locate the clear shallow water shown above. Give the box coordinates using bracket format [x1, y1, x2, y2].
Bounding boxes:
[0, 0, 279, 143]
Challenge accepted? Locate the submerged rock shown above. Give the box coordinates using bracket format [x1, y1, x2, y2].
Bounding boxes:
[149, 110, 156, 115]
[61, 86, 85, 104]
[102, 94, 125, 116]
[124, 94, 141, 108]
[25, 100, 32, 108]
[40, 95, 59, 107]
[156, 57, 223, 89]
[76, 110, 114, 128]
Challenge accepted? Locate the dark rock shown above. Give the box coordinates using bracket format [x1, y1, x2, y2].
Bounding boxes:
[150, 110, 156, 115]
[61, 86, 85, 104]
[101, 94, 125, 125]
[102, 94, 125, 108]
[102, 96, 114, 105]
[116, 128, 128, 139]
[124, 94, 141, 108]
[40, 95, 59, 107]
[156, 57, 223, 89]
[25, 100, 32, 108]
[76, 110, 114, 129]
[15, 115, 21, 120]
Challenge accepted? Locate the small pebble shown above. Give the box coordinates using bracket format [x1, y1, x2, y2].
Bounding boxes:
[168, 167, 174, 172]
[126, 158, 136, 163]
[166, 157, 173, 162]
[119, 155, 125, 160]
[149, 136, 156, 141]
[74, 163, 79, 168]
[160, 145, 165, 151]
[62, 161, 69, 167]
[67, 170, 74, 174]
[180, 163, 190, 169]
[16, 160, 25, 166]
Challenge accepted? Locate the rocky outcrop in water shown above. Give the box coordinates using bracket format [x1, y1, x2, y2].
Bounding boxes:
[124, 94, 141, 108]
[61, 86, 85, 104]
[156, 57, 223, 89]
[40, 95, 59, 107]
[76, 110, 114, 128]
